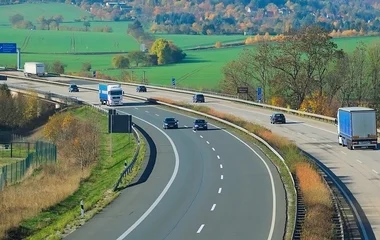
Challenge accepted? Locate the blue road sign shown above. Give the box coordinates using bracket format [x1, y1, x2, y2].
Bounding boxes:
[0, 43, 17, 54]
[257, 87, 262, 101]
[172, 78, 176, 86]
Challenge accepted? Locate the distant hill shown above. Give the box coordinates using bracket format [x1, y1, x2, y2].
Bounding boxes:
[1, 0, 379, 35]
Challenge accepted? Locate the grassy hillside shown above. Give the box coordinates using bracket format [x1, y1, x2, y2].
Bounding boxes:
[0, 3, 90, 25]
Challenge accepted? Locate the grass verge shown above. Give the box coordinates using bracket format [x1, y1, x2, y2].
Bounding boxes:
[0, 105, 146, 240]
[154, 97, 334, 239]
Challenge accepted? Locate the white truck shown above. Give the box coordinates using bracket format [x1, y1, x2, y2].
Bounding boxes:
[337, 107, 378, 150]
[24, 62, 45, 77]
[98, 83, 124, 106]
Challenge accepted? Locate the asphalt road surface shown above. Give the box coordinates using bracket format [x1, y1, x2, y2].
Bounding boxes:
[4, 76, 286, 240]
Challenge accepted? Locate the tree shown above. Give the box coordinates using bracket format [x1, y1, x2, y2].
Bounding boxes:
[51, 61, 66, 74]
[22, 91, 39, 124]
[81, 62, 92, 72]
[83, 21, 91, 31]
[37, 15, 47, 29]
[149, 38, 186, 65]
[54, 15, 64, 31]
[127, 51, 146, 67]
[112, 55, 130, 69]
[9, 14, 24, 26]
[367, 42, 380, 111]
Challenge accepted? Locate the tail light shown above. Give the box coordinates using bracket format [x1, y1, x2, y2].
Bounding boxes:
[371, 141, 377, 144]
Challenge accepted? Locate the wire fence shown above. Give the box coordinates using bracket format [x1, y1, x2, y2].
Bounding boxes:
[0, 141, 57, 190]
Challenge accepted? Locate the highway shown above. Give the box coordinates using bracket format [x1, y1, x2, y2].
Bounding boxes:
[3, 76, 287, 239]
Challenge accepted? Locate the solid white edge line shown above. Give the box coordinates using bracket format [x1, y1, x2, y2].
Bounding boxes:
[156, 106, 277, 240]
[218, 188, 222, 194]
[115, 111, 180, 240]
[197, 224, 205, 233]
[211, 204, 216, 211]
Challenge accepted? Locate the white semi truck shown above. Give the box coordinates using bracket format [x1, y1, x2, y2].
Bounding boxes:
[337, 107, 378, 150]
[24, 62, 45, 77]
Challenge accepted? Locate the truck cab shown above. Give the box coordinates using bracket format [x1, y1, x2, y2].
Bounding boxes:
[99, 84, 124, 106]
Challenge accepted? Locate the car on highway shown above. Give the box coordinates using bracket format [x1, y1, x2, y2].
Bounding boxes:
[193, 119, 208, 130]
[193, 93, 205, 103]
[68, 84, 79, 92]
[136, 85, 147, 92]
[270, 113, 286, 124]
[163, 117, 179, 129]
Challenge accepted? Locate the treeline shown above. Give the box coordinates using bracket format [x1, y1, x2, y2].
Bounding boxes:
[221, 25, 380, 120]
[0, 84, 55, 130]
[127, 20, 155, 47]
[8, 13, 112, 33]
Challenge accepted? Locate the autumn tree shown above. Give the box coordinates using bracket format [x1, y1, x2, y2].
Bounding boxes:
[367, 42, 380, 114]
[127, 51, 146, 67]
[81, 62, 92, 72]
[112, 55, 130, 69]
[22, 90, 39, 125]
[149, 38, 186, 65]
[54, 15, 64, 31]
[9, 14, 24, 25]
[51, 61, 66, 74]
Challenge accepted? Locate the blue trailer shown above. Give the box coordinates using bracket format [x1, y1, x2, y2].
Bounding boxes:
[98, 83, 124, 106]
[337, 107, 377, 150]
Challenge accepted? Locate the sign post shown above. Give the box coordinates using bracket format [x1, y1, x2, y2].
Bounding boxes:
[237, 87, 248, 100]
[0, 43, 19, 70]
[172, 78, 176, 87]
[257, 87, 262, 103]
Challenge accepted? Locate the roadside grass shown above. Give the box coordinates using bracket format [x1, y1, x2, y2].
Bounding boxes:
[154, 97, 334, 239]
[0, 106, 145, 240]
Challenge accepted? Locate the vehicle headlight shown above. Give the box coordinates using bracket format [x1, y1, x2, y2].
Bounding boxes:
[164, 123, 168, 125]
[195, 125, 198, 127]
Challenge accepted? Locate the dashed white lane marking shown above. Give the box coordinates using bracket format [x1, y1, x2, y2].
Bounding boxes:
[145, 110, 149, 113]
[134, 107, 138, 110]
[210, 204, 216, 211]
[155, 114, 159, 117]
[200, 135, 203, 138]
[373, 169, 379, 174]
[220, 164, 223, 169]
[206, 141, 210, 144]
[357, 160, 362, 164]
[217, 155, 220, 159]
[326, 144, 332, 148]
[297, 132, 302, 135]
[218, 188, 222, 194]
[184, 125, 188, 127]
[197, 224, 205, 233]
[221, 175, 224, 180]
[312, 138, 317, 141]
[341, 151, 347, 155]
[212, 147, 215, 151]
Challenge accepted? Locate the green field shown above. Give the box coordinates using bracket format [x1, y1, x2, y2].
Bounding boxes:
[1, 3, 379, 89]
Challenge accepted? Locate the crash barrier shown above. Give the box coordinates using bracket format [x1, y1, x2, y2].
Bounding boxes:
[0, 141, 57, 190]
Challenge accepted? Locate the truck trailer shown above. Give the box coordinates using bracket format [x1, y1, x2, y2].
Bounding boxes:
[98, 83, 124, 106]
[337, 107, 378, 150]
[24, 62, 45, 77]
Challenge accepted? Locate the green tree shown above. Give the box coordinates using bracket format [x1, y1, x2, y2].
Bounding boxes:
[22, 91, 39, 124]
[54, 14, 64, 31]
[83, 21, 91, 31]
[127, 51, 146, 67]
[112, 55, 130, 69]
[150, 38, 186, 65]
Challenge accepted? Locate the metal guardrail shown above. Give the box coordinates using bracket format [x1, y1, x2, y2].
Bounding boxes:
[113, 124, 141, 191]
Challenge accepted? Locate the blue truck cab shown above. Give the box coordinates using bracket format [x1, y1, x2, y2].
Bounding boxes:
[337, 107, 377, 150]
[99, 83, 124, 106]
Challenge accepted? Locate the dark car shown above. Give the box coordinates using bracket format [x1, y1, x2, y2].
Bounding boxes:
[69, 84, 79, 92]
[163, 117, 179, 129]
[270, 113, 286, 124]
[193, 93, 205, 103]
[193, 119, 208, 130]
[136, 85, 147, 92]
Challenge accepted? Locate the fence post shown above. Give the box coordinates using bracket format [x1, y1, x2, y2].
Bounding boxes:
[80, 200, 85, 217]
[10, 163, 12, 183]
[10, 142, 13, 158]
